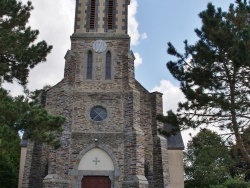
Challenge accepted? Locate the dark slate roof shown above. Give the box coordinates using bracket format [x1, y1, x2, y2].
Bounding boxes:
[20, 140, 28, 147]
[164, 123, 185, 150]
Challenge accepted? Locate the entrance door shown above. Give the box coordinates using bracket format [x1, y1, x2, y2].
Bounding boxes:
[82, 176, 111, 188]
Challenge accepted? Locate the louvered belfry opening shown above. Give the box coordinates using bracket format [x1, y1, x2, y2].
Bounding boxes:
[107, 0, 114, 30]
[89, 0, 96, 30]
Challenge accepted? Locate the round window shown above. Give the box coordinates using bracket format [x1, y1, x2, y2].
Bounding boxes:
[90, 106, 107, 121]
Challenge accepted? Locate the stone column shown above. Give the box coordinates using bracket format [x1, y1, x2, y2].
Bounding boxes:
[150, 92, 170, 188]
[43, 174, 69, 188]
[123, 91, 148, 188]
[122, 50, 135, 90]
[18, 140, 27, 188]
[42, 85, 72, 187]
[64, 50, 76, 86]
[21, 141, 48, 188]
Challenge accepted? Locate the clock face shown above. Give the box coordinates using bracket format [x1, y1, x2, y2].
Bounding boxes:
[92, 40, 107, 53]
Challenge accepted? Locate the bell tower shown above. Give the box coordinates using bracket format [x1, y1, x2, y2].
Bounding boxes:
[64, 0, 134, 91]
[74, 0, 129, 34]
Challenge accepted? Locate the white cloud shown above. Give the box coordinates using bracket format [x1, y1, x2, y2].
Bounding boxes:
[3, 0, 75, 96]
[134, 52, 143, 68]
[141, 32, 148, 40]
[128, 0, 147, 45]
[24, 0, 75, 91]
[150, 80, 185, 114]
[128, 0, 147, 67]
[151, 80, 190, 146]
[128, 0, 140, 45]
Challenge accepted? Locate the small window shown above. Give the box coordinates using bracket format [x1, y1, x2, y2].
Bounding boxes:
[45, 159, 49, 177]
[90, 106, 107, 121]
[89, 0, 96, 30]
[106, 51, 111, 80]
[87, 51, 93, 79]
[107, 0, 115, 30]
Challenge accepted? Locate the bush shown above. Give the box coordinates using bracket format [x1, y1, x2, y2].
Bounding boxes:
[210, 178, 250, 188]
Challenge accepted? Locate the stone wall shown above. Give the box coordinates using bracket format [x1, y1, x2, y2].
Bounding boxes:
[44, 87, 150, 188]
[123, 90, 148, 188]
[150, 92, 170, 188]
[45, 80, 73, 182]
[21, 142, 48, 188]
[21, 28, 173, 188]
[168, 150, 184, 188]
[68, 35, 131, 92]
[69, 133, 124, 187]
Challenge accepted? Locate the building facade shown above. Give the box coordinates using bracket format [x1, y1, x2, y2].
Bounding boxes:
[19, 0, 184, 187]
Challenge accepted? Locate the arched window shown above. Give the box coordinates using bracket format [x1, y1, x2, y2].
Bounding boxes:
[105, 51, 111, 80]
[87, 51, 93, 79]
[107, 0, 115, 30]
[89, 0, 96, 30]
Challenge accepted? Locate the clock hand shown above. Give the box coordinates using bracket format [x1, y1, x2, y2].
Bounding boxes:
[98, 42, 102, 49]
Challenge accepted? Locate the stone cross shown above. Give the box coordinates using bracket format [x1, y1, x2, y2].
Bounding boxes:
[93, 157, 100, 165]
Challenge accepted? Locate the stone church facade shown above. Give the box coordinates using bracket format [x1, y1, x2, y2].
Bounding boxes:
[19, 0, 184, 187]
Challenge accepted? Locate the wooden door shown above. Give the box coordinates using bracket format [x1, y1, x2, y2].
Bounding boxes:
[82, 176, 111, 188]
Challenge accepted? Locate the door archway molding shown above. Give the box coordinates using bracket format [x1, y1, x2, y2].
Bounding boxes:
[70, 144, 121, 188]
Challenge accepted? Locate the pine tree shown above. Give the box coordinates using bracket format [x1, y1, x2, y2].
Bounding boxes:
[0, 1, 64, 187]
[0, 0, 52, 85]
[166, 0, 250, 164]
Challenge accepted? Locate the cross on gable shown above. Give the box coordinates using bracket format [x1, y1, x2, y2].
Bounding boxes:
[92, 157, 100, 165]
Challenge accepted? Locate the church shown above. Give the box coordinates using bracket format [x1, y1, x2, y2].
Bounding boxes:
[19, 0, 184, 187]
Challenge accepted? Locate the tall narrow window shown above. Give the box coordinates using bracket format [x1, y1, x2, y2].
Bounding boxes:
[87, 51, 93, 79]
[106, 51, 111, 80]
[89, 0, 96, 30]
[45, 159, 49, 177]
[107, 0, 115, 30]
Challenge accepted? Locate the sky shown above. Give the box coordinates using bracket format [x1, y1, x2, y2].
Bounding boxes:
[4, 0, 236, 145]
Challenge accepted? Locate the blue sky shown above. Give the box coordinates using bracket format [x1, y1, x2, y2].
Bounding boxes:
[4, 0, 236, 144]
[133, 0, 235, 90]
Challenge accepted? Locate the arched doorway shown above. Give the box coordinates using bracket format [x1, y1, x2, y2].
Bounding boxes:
[78, 148, 115, 188]
[82, 176, 111, 188]
[78, 148, 114, 171]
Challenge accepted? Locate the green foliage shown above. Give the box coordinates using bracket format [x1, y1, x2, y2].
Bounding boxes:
[209, 178, 250, 188]
[184, 129, 232, 188]
[0, 125, 20, 188]
[166, 0, 250, 164]
[157, 110, 180, 137]
[0, 88, 65, 146]
[0, 0, 64, 146]
[0, 1, 64, 187]
[0, 155, 19, 188]
[0, 87, 64, 187]
[0, 0, 52, 85]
